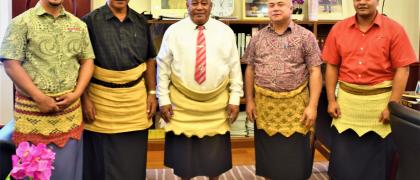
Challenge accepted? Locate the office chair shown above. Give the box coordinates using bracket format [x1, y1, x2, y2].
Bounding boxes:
[389, 101, 420, 180]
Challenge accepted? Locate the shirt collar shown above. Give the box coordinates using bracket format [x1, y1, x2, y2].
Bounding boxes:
[348, 11, 383, 28]
[267, 20, 294, 34]
[35, 2, 67, 17]
[103, 4, 134, 22]
[187, 17, 211, 30]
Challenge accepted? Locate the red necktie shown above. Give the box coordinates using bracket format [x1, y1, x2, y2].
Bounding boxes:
[195, 26, 206, 84]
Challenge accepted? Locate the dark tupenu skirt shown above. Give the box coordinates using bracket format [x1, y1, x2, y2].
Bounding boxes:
[83, 129, 149, 180]
[255, 128, 313, 180]
[164, 131, 232, 178]
[328, 127, 396, 180]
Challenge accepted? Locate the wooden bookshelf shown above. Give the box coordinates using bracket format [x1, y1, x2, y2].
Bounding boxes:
[147, 19, 339, 149]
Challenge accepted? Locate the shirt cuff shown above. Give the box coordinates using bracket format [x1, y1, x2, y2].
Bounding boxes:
[228, 94, 241, 106]
[158, 95, 172, 106]
[0, 55, 24, 62]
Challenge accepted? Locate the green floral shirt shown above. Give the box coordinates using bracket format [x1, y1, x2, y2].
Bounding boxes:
[0, 5, 95, 95]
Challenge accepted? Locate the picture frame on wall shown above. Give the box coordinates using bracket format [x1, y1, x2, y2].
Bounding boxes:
[317, 0, 347, 20]
[243, 0, 305, 21]
[150, 0, 188, 19]
[243, 0, 269, 20]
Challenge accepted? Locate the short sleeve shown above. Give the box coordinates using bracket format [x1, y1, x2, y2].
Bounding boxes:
[146, 23, 157, 59]
[241, 32, 258, 65]
[389, 26, 418, 68]
[322, 24, 341, 65]
[0, 17, 28, 62]
[303, 31, 323, 67]
[78, 24, 95, 60]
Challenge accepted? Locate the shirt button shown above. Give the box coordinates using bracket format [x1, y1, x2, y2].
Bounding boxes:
[362, 34, 365, 37]
[359, 61, 363, 65]
[360, 47, 364, 51]
[358, 74, 362, 78]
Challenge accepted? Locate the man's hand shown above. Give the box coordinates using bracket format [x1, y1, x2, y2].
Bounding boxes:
[328, 101, 341, 118]
[33, 94, 60, 113]
[227, 104, 239, 124]
[379, 107, 390, 124]
[147, 95, 157, 120]
[81, 94, 96, 124]
[159, 105, 173, 123]
[56, 92, 79, 109]
[246, 101, 257, 122]
[301, 106, 317, 128]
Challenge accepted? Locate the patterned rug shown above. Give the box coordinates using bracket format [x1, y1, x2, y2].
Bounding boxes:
[146, 162, 329, 180]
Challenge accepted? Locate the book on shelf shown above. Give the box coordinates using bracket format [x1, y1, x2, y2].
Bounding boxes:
[402, 91, 420, 110]
[230, 112, 255, 137]
[159, 15, 184, 20]
[215, 16, 239, 20]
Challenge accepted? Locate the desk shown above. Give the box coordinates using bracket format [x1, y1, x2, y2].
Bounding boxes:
[402, 91, 420, 111]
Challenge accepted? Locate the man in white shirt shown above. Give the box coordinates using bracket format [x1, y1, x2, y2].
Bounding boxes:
[156, 0, 243, 179]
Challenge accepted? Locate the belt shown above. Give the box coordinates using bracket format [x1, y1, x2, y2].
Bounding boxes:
[90, 74, 144, 88]
[340, 82, 392, 96]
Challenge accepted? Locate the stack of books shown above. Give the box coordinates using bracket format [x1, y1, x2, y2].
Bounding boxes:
[231, 112, 248, 137]
[402, 91, 420, 111]
[230, 111, 255, 137]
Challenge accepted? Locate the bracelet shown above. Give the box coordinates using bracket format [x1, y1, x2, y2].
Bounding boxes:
[149, 90, 156, 95]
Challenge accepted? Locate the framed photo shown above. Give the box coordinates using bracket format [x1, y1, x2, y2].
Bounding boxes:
[151, 0, 188, 19]
[243, 0, 304, 20]
[317, 0, 347, 20]
[243, 0, 269, 20]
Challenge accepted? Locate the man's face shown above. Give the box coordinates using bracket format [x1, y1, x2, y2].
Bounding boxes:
[107, 0, 130, 10]
[187, 0, 212, 25]
[44, 0, 64, 7]
[267, 0, 293, 23]
[353, 0, 379, 18]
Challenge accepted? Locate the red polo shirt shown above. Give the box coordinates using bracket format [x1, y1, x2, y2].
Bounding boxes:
[322, 13, 417, 85]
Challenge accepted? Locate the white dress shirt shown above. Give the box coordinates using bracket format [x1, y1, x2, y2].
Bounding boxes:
[157, 17, 243, 106]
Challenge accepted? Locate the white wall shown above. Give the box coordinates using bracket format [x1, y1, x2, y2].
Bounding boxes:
[381, 0, 419, 58]
[0, 0, 13, 125]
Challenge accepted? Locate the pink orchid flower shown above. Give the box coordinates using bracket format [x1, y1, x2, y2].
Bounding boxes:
[8, 142, 55, 180]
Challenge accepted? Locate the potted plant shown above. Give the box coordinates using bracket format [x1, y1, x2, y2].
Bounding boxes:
[292, 0, 305, 14]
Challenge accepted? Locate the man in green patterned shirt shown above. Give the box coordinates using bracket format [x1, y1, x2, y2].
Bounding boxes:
[0, 0, 95, 179]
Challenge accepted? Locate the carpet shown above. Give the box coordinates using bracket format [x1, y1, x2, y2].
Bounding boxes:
[146, 162, 329, 180]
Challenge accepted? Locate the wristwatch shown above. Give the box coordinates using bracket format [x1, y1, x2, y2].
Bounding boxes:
[149, 90, 156, 95]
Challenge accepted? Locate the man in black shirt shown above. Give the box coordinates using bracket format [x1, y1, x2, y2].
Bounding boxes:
[81, 0, 157, 179]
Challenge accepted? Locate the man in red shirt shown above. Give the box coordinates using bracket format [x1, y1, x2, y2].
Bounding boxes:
[322, 0, 417, 179]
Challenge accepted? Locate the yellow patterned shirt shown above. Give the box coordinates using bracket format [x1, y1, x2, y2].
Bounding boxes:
[0, 4, 95, 95]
